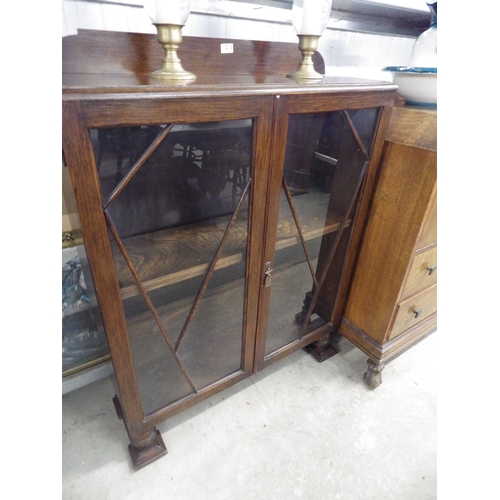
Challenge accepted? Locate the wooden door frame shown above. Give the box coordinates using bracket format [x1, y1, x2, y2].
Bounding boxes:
[62, 93, 274, 468]
[253, 91, 395, 372]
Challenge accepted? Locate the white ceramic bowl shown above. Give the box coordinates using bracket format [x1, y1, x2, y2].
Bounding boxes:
[383, 66, 437, 106]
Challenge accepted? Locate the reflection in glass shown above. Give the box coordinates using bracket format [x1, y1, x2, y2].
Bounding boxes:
[265, 109, 379, 357]
[90, 120, 253, 414]
[62, 243, 109, 375]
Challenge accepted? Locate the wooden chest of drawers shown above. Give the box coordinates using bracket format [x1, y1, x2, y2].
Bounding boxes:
[338, 104, 437, 388]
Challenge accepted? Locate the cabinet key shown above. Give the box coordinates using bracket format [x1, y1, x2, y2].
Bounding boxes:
[413, 309, 423, 319]
[264, 262, 273, 287]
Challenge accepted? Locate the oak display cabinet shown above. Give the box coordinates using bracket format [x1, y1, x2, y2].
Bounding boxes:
[62, 30, 396, 470]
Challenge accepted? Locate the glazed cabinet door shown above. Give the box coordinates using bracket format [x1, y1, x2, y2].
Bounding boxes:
[255, 94, 386, 369]
[62, 95, 273, 446]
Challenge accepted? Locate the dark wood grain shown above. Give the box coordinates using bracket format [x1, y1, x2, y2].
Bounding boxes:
[62, 102, 147, 441]
[62, 29, 324, 78]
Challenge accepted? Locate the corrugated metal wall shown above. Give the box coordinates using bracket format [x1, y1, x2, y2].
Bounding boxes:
[61, 0, 417, 75]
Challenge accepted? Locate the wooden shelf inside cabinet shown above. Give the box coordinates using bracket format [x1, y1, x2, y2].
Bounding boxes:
[338, 104, 437, 389]
[114, 191, 346, 301]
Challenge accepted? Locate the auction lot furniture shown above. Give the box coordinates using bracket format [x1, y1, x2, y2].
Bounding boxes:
[62, 30, 396, 469]
[338, 105, 437, 388]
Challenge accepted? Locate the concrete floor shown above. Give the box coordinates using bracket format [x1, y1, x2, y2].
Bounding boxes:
[62, 333, 437, 500]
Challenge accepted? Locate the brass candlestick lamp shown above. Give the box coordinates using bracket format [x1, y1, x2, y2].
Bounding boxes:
[144, 0, 196, 82]
[287, 0, 333, 81]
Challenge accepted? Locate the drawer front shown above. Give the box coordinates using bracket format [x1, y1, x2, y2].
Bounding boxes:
[400, 247, 437, 301]
[390, 284, 437, 339]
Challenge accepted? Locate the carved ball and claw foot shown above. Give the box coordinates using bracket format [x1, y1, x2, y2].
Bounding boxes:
[363, 359, 385, 389]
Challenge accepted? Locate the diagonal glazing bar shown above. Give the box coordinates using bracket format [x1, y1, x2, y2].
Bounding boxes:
[103, 123, 175, 209]
[282, 177, 318, 288]
[298, 160, 370, 339]
[105, 211, 198, 394]
[174, 179, 251, 354]
[342, 111, 370, 160]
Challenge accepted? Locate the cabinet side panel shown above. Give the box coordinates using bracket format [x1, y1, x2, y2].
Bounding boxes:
[415, 184, 437, 251]
[62, 101, 146, 439]
[343, 141, 436, 343]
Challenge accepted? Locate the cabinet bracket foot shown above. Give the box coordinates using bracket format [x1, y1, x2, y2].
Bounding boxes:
[305, 337, 339, 363]
[128, 429, 168, 471]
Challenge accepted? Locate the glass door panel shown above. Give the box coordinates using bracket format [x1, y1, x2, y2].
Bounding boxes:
[90, 119, 253, 415]
[264, 109, 379, 358]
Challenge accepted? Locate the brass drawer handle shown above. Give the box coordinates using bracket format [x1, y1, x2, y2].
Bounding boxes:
[413, 309, 423, 319]
[426, 265, 437, 275]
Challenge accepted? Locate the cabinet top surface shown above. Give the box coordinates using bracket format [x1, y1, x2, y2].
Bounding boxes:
[62, 73, 396, 98]
[62, 30, 397, 100]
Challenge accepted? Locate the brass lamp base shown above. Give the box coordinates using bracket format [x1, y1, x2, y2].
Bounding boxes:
[151, 24, 196, 82]
[287, 34, 324, 82]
